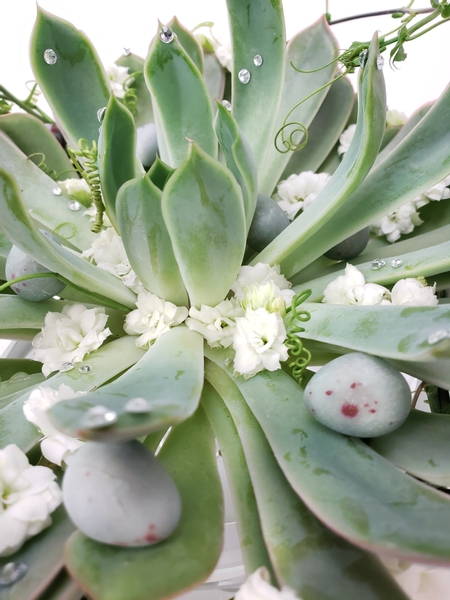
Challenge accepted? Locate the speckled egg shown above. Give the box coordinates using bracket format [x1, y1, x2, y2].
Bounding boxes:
[303, 353, 411, 437]
[5, 245, 66, 301]
[136, 123, 158, 168]
[62, 440, 181, 547]
[247, 194, 290, 252]
[324, 227, 370, 261]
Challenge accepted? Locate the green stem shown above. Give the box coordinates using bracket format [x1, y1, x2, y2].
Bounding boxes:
[328, 7, 434, 26]
[0, 272, 61, 292]
[0, 85, 53, 124]
[408, 15, 450, 39]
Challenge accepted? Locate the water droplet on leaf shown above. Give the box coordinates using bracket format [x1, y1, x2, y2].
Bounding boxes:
[124, 397, 151, 413]
[238, 69, 251, 84]
[160, 26, 174, 44]
[52, 187, 62, 196]
[222, 100, 232, 111]
[428, 330, 449, 345]
[358, 50, 368, 66]
[59, 362, 75, 373]
[79, 364, 93, 374]
[0, 562, 28, 586]
[123, 47, 131, 56]
[68, 201, 81, 211]
[391, 259, 403, 268]
[83, 405, 118, 429]
[43, 49, 57, 65]
[377, 55, 385, 70]
[253, 54, 263, 67]
[370, 259, 386, 270]
[97, 107, 106, 122]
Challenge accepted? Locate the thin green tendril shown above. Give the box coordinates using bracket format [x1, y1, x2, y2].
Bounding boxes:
[67, 139, 104, 233]
[285, 290, 312, 384]
[122, 71, 142, 115]
[27, 152, 58, 180]
[0, 272, 62, 293]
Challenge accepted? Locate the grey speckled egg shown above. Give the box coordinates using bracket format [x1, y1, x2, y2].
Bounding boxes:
[324, 227, 370, 261]
[63, 440, 181, 547]
[303, 353, 411, 437]
[136, 123, 158, 168]
[5, 245, 65, 301]
[247, 194, 290, 252]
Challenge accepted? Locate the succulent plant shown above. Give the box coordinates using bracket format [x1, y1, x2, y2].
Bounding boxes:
[1, 1, 450, 599]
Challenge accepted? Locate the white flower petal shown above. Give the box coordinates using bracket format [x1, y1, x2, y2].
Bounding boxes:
[236, 567, 300, 600]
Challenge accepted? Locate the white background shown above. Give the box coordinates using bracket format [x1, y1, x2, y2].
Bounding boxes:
[0, 0, 449, 117]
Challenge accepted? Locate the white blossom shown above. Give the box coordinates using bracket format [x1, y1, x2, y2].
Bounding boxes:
[233, 308, 288, 378]
[371, 201, 423, 243]
[337, 123, 356, 156]
[236, 567, 300, 600]
[0, 444, 62, 557]
[322, 264, 390, 306]
[32, 304, 111, 376]
[381, 556, 450, 600]
[186, 299, 244, 348]
[23, 385, 86, 466]
[242, 282, 288, 316]
[386, 109, 407, 127]
[232, 263, 295, 307]
[213, 38, 233, 71]
[391, 278, 438, 306]
[105, 64, 130, 99]
[81, 227, 141, 292]
[57, 178, 91, 204]
[276, 171, 331, 220]
[421, 174, 450, 202]
[124, 289, 188, 349]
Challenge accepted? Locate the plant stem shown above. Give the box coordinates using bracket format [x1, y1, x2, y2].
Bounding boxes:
[0, 85, 53, 124]
[328, 7, 434, 26]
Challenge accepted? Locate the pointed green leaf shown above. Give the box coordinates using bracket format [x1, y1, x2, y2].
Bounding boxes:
[49, 327, 204, 442]
[0, 113, 74, 180]
[258, 17, 338, 194]
[369, 410, 450, 487]
[99, 94, 142, 229]
[281, 77, 354, 180]
[30, 7, 111, 148]
[116, 53, 154, 128]
[64, 407, 224, 600]
[256, 33, 386, 272]
[147, 155, 175, 191]
[116, 174, 188, 306]
[214, 101, 257, 228]
[201, 380, 275, 578]
[204, 357, 408, 598]
[203, 52, 226, 103]
[0, 168, 136, 309]
[0, 336, 145, 452]
[206, 352, 450, 564]
[227, 0, 286, 172]
[168, 17, 204, 74]
[144, 28, 216, 167]
[162, 143, 246, 306]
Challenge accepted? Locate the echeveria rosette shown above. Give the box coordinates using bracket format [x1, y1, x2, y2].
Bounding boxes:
[0, 1, 450, 598]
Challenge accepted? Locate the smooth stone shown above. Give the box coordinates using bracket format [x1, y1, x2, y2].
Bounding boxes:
[247, 194, 290, 252]
[324, 227, 370, 261]
[303, 352, 411, 437]
[136, 123, 159, 168]
[62, 440, 181, 547]
[5, 245, 65, 302]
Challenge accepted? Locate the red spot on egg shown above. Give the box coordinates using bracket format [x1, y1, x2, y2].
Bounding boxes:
[364, 403, 369, 407]
[389, 421, 393, 425]
[309, 391, 312, 394]
[341, 404, 358, 418]
[375, 401, 378, 404]
[311, 408, 315, 413]
[145, 533, 160, 542]
[85, 471, 90, 476]
[325, 390, 332, 396]
[22, 283, 27, 287]
[369, 409, 376, 413]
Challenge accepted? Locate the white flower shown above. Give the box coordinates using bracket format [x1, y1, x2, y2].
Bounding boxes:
[124, 289, 188, 349]
[371, 201, 423, 243]
[23, 385, 86, 466]
[105, 64, 130, 99]
[32, 304, 111, 376]
[276, 171, 331, 220]
[186, 299, 244, 348]
[57, 178, 91, 204]
[337, 123, 356, 156]
[391, 278, 438, 306]
[82, 227, 140, 291]
[242, 282, 288, 316]
[322, 264, 390, 305]
[233, 308, 288, 378]
[422, 174, 450, 202]
[0, 444, 62, 557]
[236, 567, 300, 600]
[386, 109, 407, 127]
[381, 556, 450, 600]
[84, 204, 113, 228]
[232, 263, 295, 308]
[213, 38, 233, 71]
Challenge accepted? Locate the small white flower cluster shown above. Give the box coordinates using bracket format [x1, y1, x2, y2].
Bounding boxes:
[57, 178, 92, 205]
[82, 227, 141, 293]
[386, 109, 407, 127]
[0, 444, 62, 557]
[23, 384, 86, 466]
[213, 38, 233, 72]
[322, 264, 438, 307]
[337, 123, 356, 156]
[187, 263, 294, 378]
[105, 64, 130, 99]
[235, 567, 300, 600]
[276, 171, 331, 220]
[32, 304, 111, 376]
[381, 555, 450, 600]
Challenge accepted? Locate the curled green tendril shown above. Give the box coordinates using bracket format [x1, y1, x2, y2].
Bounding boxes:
[27, 152, 58, 180]
[24, 81, 40, 107]
[122, 71, 142, 115]
[0, 98, 12, 115]
[285, 289, 312, 384]
[275, 121, 308, 154]
[67, 139, 104, 233]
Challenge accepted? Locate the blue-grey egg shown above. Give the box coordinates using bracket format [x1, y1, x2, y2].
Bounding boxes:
[324, 227, 370, 261]
[247, 194, 290, 252]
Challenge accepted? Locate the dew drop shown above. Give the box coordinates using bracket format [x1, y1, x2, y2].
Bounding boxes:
[222, 100, 232, 112]
[377, 54, 385, 70]
[253, 54, 263, 67]
[43, 49, 57, 65]
[8, 372, 30, 383]
[83, 405, 118, 429]
[124, 397, 151, 413]
[68, 200, 81, 211]
[371, 258, 386, 271]
[238, 69, 251, 84]
[59, 362, 75, 373]
[123, 47, 131, 56]
[160, 26, 174, 44]
[358, 49, 368, 67]
[78, 364, 93, 374]
[52, 187, 62, 196]
[391, 258, 403, 268]
[97, 107, 106, 122]
[428, 330, 449, 345]
[0, 562, 28, 586]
